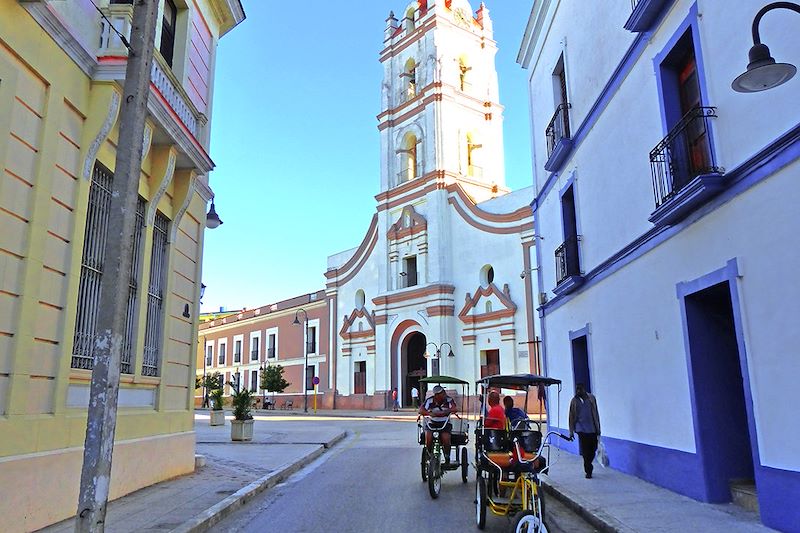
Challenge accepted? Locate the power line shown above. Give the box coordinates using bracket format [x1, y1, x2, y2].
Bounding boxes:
[89, 0, 133, 52]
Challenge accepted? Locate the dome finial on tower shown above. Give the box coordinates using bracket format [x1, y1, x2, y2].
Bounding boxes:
[476, 2, 492, 32]
[384, 11, 399, 42]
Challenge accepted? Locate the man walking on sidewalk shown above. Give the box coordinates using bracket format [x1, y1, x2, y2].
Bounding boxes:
[569, 383, 601, 479]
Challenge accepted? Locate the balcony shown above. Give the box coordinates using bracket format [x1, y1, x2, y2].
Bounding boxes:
[544, 103, 574, 172]
[553, 235, 584, 296]
[250, 349, 259, 360]
[649, 106, 725, 227]
[397, 165, 421, 184]
[467, 165, 483, 180]
[267, 348, 276, 358]
[625, 0, 677, 32]
[96, 6, 203, 140]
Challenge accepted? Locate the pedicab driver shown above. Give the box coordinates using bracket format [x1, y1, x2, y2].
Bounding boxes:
[419, 385, 458, 464]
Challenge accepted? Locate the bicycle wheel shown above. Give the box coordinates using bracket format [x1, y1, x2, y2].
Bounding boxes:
[476, 476, 487, 529]
[420, 448, 429, 482]
[427, 453, 441, 499]
[512, 510, 546, 533]
[461, 447, 469, 483]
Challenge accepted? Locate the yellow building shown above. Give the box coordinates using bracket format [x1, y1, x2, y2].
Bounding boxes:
[0, 0, 244, 530]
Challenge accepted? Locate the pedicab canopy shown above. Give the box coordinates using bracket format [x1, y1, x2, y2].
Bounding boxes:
[420, 375, 469, 385]
[476, 374, 561, 391]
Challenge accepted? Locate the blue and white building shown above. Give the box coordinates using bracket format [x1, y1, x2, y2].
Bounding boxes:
[517, 1, 799, 530]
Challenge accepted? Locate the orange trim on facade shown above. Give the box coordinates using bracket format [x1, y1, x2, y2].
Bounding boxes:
[458, 283, 517, 318]
[426, 305, 455, 317]
[446, 183, 532, 223]
[387, 204, 427, 241]
[325, 214, 379, 288]
[374, 314, 389, 325]
[372, 284, 455, 307]
[375, 170, 442, 202]
[500, 329, 516, 337]
[448, 196, 534, 235]
[462, 335, 477, 343]
[460, 308, 515, 325]
[378, 92, 442, 131]
[339, 307, 376, 341]
[380, 18, 437, 62]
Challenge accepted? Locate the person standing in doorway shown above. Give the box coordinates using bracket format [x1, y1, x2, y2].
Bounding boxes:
[411, 385, 419, 408]
[392, 387, 399, 411]
[569, 383, 601, 479]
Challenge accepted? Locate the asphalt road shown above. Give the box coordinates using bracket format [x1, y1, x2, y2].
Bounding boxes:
[215, 418, 596, 533]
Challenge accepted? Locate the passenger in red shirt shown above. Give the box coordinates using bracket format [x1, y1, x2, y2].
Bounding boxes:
[484, 391, 507, 430]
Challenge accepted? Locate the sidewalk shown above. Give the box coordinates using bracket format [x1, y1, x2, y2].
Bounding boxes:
[41, 416, 346, 533]
[541, 450, 774, 532]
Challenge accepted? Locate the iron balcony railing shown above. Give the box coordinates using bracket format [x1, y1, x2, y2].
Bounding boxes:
[251, 349, 259, 360]
[267, 348, 276, 358]
[467, 165, 483, 179]
[397, 165, 421, 183]
[545, 103, 571, 158]
[555, 235, 581, 286]
[650, 106, 722, 208]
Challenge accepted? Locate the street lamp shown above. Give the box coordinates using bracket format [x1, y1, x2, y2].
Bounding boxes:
[732, 2, 799, 92]
[292, 308, 309, 413]
[206, 199, 223, 229]
[424, 342, 455, 376]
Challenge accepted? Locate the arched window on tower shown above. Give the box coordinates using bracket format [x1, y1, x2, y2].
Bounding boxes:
[459, 55, 472, 91]
[397, 132, 419, 184]
[404, 6, 416, 32]
[401, 57, 417, 101]
[466, 132, 483, 179]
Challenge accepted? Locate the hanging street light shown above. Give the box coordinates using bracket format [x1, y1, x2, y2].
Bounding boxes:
[732, 2, 799, 92]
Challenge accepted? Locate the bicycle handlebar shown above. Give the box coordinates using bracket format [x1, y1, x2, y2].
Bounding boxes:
[513, 430, 573, 465]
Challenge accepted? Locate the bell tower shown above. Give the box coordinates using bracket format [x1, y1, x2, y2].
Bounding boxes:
[378, 0, 506, 202]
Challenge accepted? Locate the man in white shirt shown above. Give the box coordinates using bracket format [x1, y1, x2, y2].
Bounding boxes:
[411, 385, 419, 408]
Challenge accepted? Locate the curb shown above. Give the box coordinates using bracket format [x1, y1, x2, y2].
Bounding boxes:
[541, 478, 636, 533]
[170, 430, 347, 533]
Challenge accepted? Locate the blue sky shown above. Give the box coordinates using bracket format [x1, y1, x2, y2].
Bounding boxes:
[201, 1, 533, 313]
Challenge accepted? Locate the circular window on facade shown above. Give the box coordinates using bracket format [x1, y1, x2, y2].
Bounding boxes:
[355, 289, 366, 309]
[480, 265, 494, 288]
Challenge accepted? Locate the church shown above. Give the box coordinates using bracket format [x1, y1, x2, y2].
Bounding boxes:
[325, 0, 539, 409]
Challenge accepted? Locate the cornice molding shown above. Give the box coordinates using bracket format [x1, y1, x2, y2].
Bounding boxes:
[20, 0, 97, 77]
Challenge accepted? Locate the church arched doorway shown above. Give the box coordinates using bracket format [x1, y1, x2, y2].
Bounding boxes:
[402, 332, 427, 406]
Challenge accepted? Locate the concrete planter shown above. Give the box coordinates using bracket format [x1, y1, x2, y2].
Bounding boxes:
[231, 419, 254, 441]
[210, 410, 226, 426]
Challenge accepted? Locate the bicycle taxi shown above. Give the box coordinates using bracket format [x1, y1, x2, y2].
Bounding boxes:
[417, 375, 471, 499]
[474, 373, 573, 532]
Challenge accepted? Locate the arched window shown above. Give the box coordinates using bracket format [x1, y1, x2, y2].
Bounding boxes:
[480, 264, 494, 287]
[459, 55, 472, 91]
[405, 7, 416, 32]
[355, 289, 366, 309]
[467, 132, 482, 178]
[403, 57, 417, 100]
[398, 131, 419, 183]
[485, 300, 493, 313]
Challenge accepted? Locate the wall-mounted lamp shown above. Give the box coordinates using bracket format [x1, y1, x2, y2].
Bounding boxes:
[206, 200, 223, 229]
[732, 2, 799, 92]
[520, 267, 540, 279]
[182, 303, 191, 318]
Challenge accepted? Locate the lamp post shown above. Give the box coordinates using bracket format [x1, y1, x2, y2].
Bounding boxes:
[423, 341, 455, 376]
[732, 2, 799, 92]
[292, 308, 309, 413]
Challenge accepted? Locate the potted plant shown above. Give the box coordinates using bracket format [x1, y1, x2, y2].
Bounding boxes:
[209, 386, 225, 426]
[230, 383, 254, 441]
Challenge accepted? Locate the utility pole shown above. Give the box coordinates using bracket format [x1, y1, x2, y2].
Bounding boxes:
[75, 1, 159, 531]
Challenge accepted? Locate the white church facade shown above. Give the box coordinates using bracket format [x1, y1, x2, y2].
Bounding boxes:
[325, 0, 539, 409]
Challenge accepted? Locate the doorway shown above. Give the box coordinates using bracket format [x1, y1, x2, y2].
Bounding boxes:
[481, 349, 500, 378]
[684, 280, 754, 502]
[570, 335, 591, 393]
[403, 332, 427, 405]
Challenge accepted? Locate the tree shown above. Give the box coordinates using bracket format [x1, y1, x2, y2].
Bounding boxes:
[197, 372, 222, 408]
[261, 364, 290, 406]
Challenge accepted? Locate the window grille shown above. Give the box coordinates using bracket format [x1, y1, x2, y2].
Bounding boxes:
[142, 212, 169, 376]
[120, 197, 146, 374]
[205, 345, 213, 366]
[72, 163, 114, 370]
[218, 343, 226, 365]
